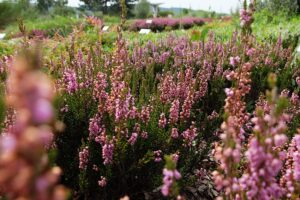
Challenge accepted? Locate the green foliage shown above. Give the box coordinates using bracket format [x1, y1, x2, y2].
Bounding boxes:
[0, 0, 32, 28]
[158, 10, 174, 17]
[52, 0, 74, 16]
[0, 42, 14, 57]
[5, 16, 82, 38]
[37, 0, 53, 12]
[134, 0, 150, 19]
[257, 0, 299, 16]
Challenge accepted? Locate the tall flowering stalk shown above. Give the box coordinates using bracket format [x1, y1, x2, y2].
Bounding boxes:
[213, 62, 252, 198]
[0, 51, 66, 199]
[281, 130, 300, 199]
[238, 74, 289, 199]
[240, 0, 256, 35]
[161, 155, 181, 197]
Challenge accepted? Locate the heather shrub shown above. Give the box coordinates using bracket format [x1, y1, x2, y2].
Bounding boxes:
[130, 17, 205, 32]
[41, 25, 296, 198]
[0, 1, 300, 199]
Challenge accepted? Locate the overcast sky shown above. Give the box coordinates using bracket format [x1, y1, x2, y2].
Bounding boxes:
[68, 0, 242, 14]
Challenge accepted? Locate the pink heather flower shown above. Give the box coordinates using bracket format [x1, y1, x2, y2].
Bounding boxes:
[159, 74, 176, 103]
[239, 9, 252, 28]
[182, 122, 197, 146]
[102, 141, 114, 165]
[88, 114, 103, 140]
[128, 132, 138, 145]
[281, 133, 300, 198]
[291, 93, 299, 105]
[169, 99, 180, 124]
[229, 56, 240, 67]
[171, 153, 179, 162]
[60, 104, 69, 113]
[154, 150, 162, 162]
[239, 85, 289, 200]
[293, 135, 300, 181]
[274, 134, 288, 147]
[93, 72, 108, 102]
[141, 131, 148, 139]
[207, 111, 219, 120]
[225, 71, 235, 81]
[140, 105, 151, 123]
[213, 63, 252, 197]
[296, 77, 300, 86]
[224, 88, 234, 97]
[246, 48, 256, 56]
[158, 113, 167, 128]
[171, 128, 179, 139]
[161, 168, 181, 196]
[0, 54, 66, 199]
[265, 57, 272, 65]
[180, 91, 194, 120]
[31, 99, 54, 124]
[98, 176, 107, 187]
[79, 146, 89, 170]
[63, 69, 78, 94]
[129, 106, 138, 119]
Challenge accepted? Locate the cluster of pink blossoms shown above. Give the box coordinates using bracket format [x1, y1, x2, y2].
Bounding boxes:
[102, 139, 114, 165]
[281, 132, 300, 198]
[182, 122, 197, 146]
[296, 77, 300, 86]
[158, 113, 167, 128]
[239, 112, 289, 199]
[239, 0, 255, 29]
[128, 132, 138, 145]
[213, 62, 252, 197]
[161, 168, 181, 197]
[98, 176, 107, 187]
[63, 69, 78, 94]
[79, 146, 89, 170]
[0, 53, 66, 199]
[154, 150, 162, 162]
[229, 56, 241, 67]
[169, 99, 180, 124]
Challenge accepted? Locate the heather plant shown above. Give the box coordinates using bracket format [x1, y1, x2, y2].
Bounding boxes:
[45, 24, 296, 198]
[0, 48, 67, 199]
[130, 17, 205, 32]
[0, 3, 299, 199]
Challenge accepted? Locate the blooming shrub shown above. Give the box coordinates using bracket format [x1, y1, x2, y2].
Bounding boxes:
[43, 26, 296, 199]
[0, 49, 66, 199]
[130, 17, 205, 32]
[0, 1, 299, 199]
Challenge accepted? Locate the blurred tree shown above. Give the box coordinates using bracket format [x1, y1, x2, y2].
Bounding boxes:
[134, 0, 150, 19]
[54, 0, 68, 7]
[37, 0, 54, 12]
[79, 0, 110, 13]
[79, 0, 137, 15]
[109, 0, 137, 16]
[182, 8, 189, 15]
[257, 0, 299, 15]
[0, 0, 24, 27]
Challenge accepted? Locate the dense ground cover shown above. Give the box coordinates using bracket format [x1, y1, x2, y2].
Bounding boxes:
[0, 1, 299, 200]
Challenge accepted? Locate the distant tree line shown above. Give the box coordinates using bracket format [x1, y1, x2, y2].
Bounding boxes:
[79, 0, 137, 15]
[256, 0, 300, 15]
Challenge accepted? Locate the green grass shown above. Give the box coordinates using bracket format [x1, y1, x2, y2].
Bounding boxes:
[4, 15, 83, 38]
[253, 10, 300, 41]
[0, 11, 299, 58]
